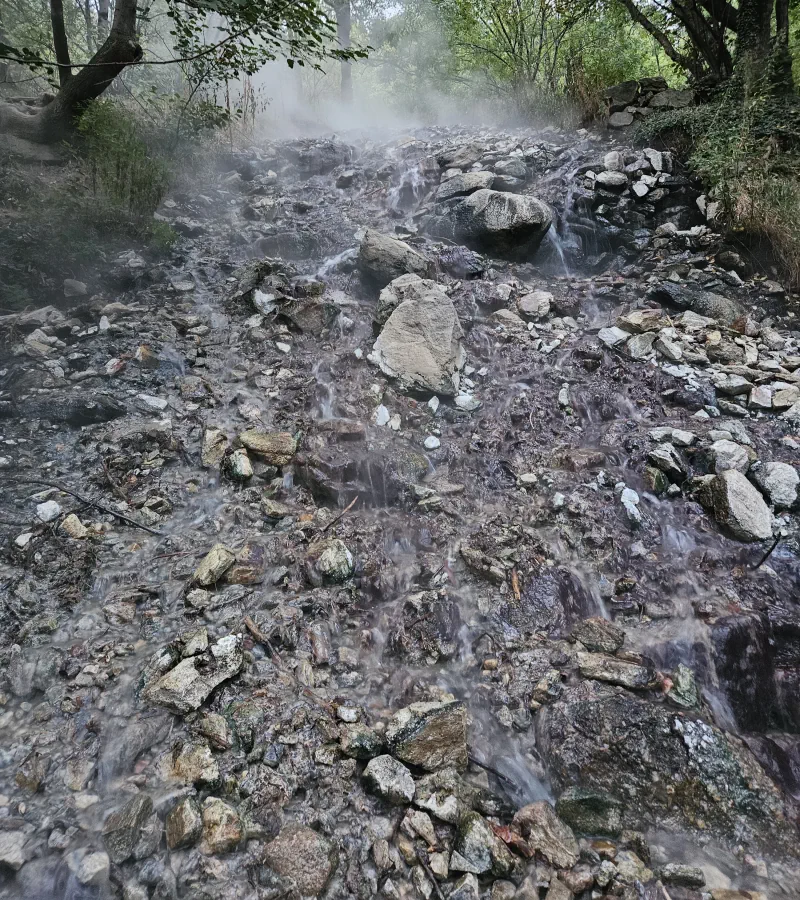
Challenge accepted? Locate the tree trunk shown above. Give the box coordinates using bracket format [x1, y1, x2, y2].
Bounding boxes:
[735, 0, 773, 62]
[334, 0, 353, 104]
[50, 0, 73, 87]
[0, 14, 8, 84]
[771, 0, 794, 91]
[83, 0, 95, 56]
[0, 0, 140, 143]
[97, 0, 110, 44]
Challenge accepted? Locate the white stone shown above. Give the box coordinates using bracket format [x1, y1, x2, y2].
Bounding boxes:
[373, 405, 391, 427]
[754, 462, 799, 509]
[598, 326, 629, 348]
[36, 499, 61, 522]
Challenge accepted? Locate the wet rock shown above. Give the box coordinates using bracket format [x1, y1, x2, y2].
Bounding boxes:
[370, 281, 465, 395]
[660, 863, 706, 887]
[711, 470, 773, 541]
[598, 326, 629, 348]
[193, 544, 236, 586]
[647, 443, 686, 481]
[143, 634, 243, 713]
[359, 228, 433, 288]
[596, 171, 628, 191]
[72, 851, 110, 886]
[363, 755, 416, 804]
[752, 461, 798, 509]
[646, 282, 741, 325]
[387, 701, 468, 771]
[262, 824, 335, 897]
[450, 873, 480, 900]
[166, 739, 219, 786]
[166, 797, 202, 850]
[428, 189, 552, 256]
[238, 429, 296, 465]
[437, 143, 483, 169]
[36, 499, 61, 522]
[572, 617, 624, 653]
[555, 787, 623, 836]
[341, 723, 384, 758]
[518, 290, 552, 320]
[667, 663, 699, 709]
[577, 652, 655, 690]
[20, 392, 127, 425]
[451, 811, 515, 876]
[414, 768, 479, 823]
[537, 681, 792, 848]
[102, 794, 153, 864]
[200, 797, 242, 854]
[436, 171, 495, 201]
[0, 831, 28, 871]
[224, 447, 253, 480]
[16, 750, 48, 791]
[511, 801, 579, 868]
[627, 332, 656, 358]
[306, 538, 354, 584]
[544, 879, 573, 900]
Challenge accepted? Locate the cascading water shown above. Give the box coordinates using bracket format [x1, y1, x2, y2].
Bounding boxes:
[1, 124, 798, 900]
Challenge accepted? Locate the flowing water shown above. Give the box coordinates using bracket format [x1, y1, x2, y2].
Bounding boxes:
[1, 124, 799, 898]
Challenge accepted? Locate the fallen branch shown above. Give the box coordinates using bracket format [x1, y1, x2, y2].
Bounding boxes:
[415, 847, 445, 900]
[2, 478, 162, 535]
[101, 457, 129, 502]
[244, 615, 337, 717]
[751, 533, 781, 570]
[468, 753, 516, 788]
[320, 495, 358, 533]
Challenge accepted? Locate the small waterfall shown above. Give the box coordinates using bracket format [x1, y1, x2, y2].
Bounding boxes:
[545, 224, 571, 277]
[388, 160, 427, 212]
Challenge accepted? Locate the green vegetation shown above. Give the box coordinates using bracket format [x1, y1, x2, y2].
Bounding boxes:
[638, 80, 800, 285]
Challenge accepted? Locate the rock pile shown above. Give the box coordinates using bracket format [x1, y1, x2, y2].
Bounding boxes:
[603, 77, 695, 129]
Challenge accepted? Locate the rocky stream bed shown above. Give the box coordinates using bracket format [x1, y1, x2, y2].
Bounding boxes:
[1, 123, 800, 900]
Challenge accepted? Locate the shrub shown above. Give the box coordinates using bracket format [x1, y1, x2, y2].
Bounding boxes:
[76, 99, 170, 221]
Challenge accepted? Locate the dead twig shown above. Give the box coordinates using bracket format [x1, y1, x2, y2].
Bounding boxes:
[101, 457, 129, 502]
[2, 478, 162, 536]
[468, 753, 517, 788]
[751, 534, 781, 570]
[244, 615, 337, 718]
[414, 847, 445, 900]
[320, 495, 358, 533]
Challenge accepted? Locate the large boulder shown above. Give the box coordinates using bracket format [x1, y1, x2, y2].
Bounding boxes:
[603, 80, 640, 111]
[437, 142, 484, 169]
[426, 189, 553, 257]
[358, 228, 433, 288]
[436, 171, 495, 202]
[369, 280, 465, 395]
[375, 273, 445, 329]
[645, 281, 741, 325]
[711, 470, 773, 542]
[536, 681, 792, 851]
[650, 88, 694, 109]
[752, 461, 799, 509]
